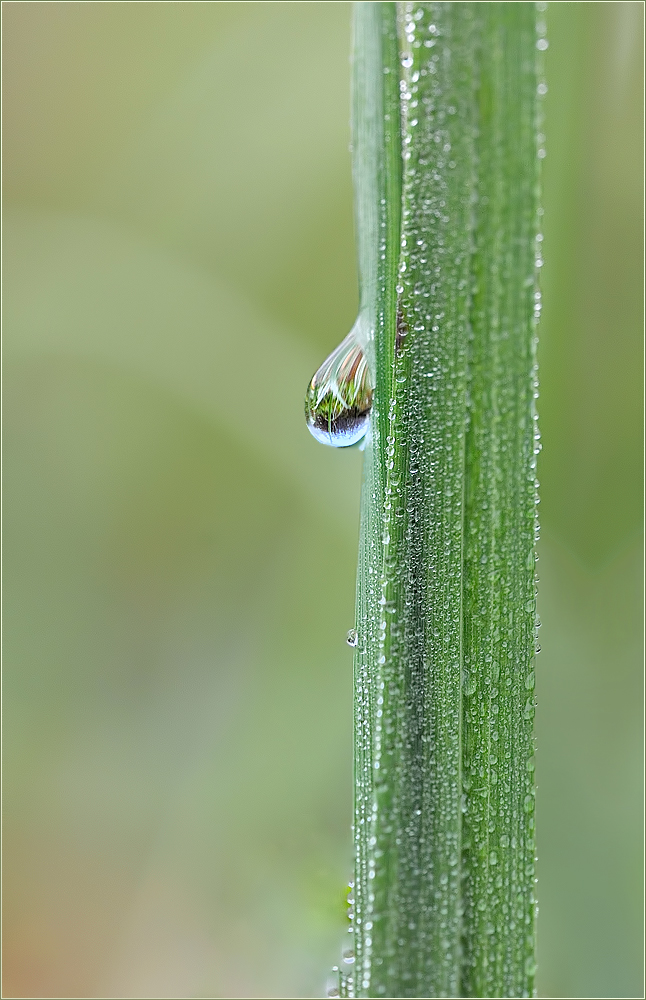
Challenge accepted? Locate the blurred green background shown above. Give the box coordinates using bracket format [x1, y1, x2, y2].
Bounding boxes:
[2, 2, 643, 997]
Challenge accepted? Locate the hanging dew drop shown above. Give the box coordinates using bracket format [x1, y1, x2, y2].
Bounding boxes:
[347, 628, 359, 647]
[304, 315, 373, 447]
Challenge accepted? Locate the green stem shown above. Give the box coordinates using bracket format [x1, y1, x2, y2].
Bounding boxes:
[344, 4, 541, 997]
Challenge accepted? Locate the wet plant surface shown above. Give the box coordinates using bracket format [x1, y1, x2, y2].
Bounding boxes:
[327, 5, 544, 996]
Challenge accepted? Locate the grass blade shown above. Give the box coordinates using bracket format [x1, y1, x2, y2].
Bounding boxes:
[343, 4, 541, 997]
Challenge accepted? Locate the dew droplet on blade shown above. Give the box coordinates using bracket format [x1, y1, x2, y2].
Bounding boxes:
[304, 316, 373, 448]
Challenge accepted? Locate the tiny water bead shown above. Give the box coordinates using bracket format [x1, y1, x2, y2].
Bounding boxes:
[395, 303, 408, 354]
[347, 628, 359, 647]
[304, 318, 373, 448]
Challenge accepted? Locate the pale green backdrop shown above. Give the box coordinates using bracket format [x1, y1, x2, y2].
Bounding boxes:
[3, 3, 643, 997]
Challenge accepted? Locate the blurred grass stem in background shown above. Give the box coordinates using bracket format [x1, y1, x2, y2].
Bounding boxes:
[344, 4, 541, 996]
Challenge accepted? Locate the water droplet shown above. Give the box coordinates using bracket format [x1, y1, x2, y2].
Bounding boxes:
[395, 304, 408, 353]
[347, 628, 358, 648]
[524, 957, 537, 978]
[305, 317, 372, 447]
[464, 674, 477, 696]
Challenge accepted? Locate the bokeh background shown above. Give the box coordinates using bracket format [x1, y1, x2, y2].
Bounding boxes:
[2, 2, 643, 997]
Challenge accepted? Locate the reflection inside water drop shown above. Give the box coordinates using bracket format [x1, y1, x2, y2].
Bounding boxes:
[347, 628, 358, 647]
[304, 316, 373, 447]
